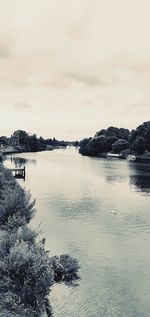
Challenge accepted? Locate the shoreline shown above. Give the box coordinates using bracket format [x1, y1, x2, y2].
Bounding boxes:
[0, 145, 67, 156]
[0, 160, 79, 317]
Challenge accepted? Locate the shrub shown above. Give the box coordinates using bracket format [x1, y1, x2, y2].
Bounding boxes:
[112, 139, 129, 153]
[0, 185, 35, 226]
[132, 136, 147, 155]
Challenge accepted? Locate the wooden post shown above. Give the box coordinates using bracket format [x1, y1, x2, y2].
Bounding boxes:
[23, 166, 26, 180]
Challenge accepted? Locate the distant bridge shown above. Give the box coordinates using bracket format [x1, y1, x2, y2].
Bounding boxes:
[9, 167, 26, 180]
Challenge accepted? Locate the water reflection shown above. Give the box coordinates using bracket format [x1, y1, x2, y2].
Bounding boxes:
[130, 175, 150, 193]
[105, 175, 127, 184]
[88, 158, 129, 184]
[129, 162, 150, 174]
[98, 159, 150, 193]
[49, 194, 99, 220]
[129, 163, 150, 193]
[7, 156, 36, 167]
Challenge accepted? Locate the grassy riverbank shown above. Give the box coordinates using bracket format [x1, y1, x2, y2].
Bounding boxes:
[0, 160, 79, 316]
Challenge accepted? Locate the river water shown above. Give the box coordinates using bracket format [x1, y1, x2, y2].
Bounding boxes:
[4, 148, 150, 317]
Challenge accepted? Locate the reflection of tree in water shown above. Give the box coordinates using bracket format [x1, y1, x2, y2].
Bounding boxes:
[10, 157, 36, 167]
[105, 175, 127, 184]
[11, 157, 26, 167]
[99, 160, 129, 184]
[130, 175, 150, 193]
[103, 160, 150, 193]
[129, 163, 150, 193]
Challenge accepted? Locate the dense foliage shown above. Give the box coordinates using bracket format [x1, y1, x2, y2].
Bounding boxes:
[0, 130, 78, 154]
[12, 130, 68, 152]
[79, 121, 150, 157]
[79, 127, 130, 157]
[0, 164, 79, 316]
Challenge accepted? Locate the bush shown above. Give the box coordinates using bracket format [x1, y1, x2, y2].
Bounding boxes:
[132, 136, 147, 155]
[0, 186, 35, 226]
[51, 254, 79, 282]
[112, 139, 129, 153]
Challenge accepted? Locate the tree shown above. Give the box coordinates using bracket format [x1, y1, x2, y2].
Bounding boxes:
[144, 129, 150, 151]
[132, 137, 147, 155]
[94, 129, 106, 137]
[79, 136, 118, 156]
[112, 139, 129, 153]
[86, 136, 105, 156]
[105, 126, 120, 138]
[79, 138, 92, 156]
[13, 130, 28, 146]
[118, 128, 130, 140]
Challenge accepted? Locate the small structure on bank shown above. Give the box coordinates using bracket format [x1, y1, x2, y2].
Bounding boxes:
[9, 166, 26, 180]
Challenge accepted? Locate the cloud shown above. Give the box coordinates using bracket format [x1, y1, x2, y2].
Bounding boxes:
[64, 72, 102, 86]
[45, 77, 69, 89]
[13, 102, 31, 111]
[0, 46, 11, 58]
[0, 0, 150, 139]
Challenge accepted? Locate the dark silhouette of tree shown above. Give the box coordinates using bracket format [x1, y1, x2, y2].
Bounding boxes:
[79, 126, 129, 157]
[79, 122, 150, 157]
[95, 129, 106, 137]
[132, 137, 147, 155]
[112, 139, 129, 153]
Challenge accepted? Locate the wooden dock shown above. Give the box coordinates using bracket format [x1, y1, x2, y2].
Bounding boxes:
[9, 167, 26, 180]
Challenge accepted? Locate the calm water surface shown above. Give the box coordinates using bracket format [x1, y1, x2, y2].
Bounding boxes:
[5, 148, 150, 317]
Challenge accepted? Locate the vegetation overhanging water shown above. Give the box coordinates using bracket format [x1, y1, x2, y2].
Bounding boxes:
[0, 155, 79, 317]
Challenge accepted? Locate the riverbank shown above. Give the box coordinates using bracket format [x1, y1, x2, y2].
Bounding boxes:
[0, 144, 67, 156]
[0, 130, 78, 156]
[0, 161, 79, 316]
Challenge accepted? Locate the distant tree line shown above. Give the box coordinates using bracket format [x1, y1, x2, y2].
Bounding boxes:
[79, 121, 150, 157]
[0, 130, 79, 152]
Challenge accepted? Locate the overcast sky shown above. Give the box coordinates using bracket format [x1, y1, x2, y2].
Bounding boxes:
[0, 0, 150, 140]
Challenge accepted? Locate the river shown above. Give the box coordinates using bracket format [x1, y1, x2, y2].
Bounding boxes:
[4, 148, 150, 317]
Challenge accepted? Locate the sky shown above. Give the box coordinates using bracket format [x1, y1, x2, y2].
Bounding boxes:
[0, 0, 150, 140]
